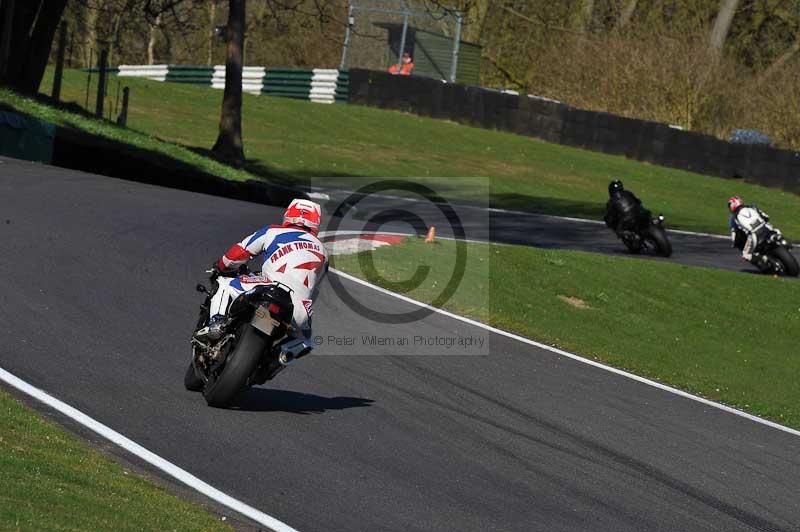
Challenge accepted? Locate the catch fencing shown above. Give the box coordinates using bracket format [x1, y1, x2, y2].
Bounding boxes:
[116, 65, 348, 104]
[347, 69, 800, 194]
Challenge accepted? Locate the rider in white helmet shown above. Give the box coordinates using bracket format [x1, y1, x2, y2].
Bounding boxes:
[728, 195, 777, 272]
[195, 199, 328, 361]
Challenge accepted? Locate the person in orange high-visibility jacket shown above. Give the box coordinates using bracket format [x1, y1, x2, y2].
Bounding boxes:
[389, 52, 415, 75]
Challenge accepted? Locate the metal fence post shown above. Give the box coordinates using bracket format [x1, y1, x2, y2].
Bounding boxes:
[68, 28, 74, 67]
[397, 12, 409, 69]
[450, 13, 462, 83]
[95, 49, 108, 118]
[117, 86, 129, 127]
[114, 79, 120, 116]
[85, 48, 93, 110]
[52, 22, 67, 101]
[339, 5, 354, 70]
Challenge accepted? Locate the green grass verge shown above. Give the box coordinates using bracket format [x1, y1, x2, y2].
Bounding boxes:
[0, 388, 229, 531]
[332, 238, 800, 429]
[0, 89, 269, 186]
[37, 68, 800, 239]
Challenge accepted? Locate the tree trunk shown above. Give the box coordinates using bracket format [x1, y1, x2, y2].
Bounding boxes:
[207, 0, 216, 65]
[212, 0, 245, 166]
[109, 12, 123, 67]
[582, 0, 595, 33]
[5, 0, 68, 93]
[84, 0, 98, 67]
[617, 0, 637, 29]
[462, 0, 489, 43]
[2, 0, 38, 85]
[147, 13, 161, 65]
[0, 0, 16, 79]
[709, 0, 740, 55]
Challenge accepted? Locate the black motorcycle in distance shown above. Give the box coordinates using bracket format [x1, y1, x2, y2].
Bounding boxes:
[615, 213, 673, 257]
[185, 267, 299, 407]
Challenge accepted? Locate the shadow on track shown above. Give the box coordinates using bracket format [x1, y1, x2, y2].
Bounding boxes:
[491, 193, 606, 220]
[232, 388, 375, 414]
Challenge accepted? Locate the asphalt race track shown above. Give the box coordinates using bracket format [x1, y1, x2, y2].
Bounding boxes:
[2, 157, 800, 531]
[311, 188, 780, 275]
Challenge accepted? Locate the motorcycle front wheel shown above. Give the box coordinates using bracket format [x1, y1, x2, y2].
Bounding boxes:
[645, 225, 672, 257]
[203, 324, 268, 408]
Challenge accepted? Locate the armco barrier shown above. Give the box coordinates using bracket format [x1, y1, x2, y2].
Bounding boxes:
[212, 66, 265, 94]
[262, 69, 313, 99]
[117, 65, 348, 104]
[347, 68, 800, 194]
[309, 69, 338, 104]
[117, 64, 171, 81]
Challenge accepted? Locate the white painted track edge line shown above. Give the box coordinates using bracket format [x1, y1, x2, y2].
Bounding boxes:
[318, 230, 501, 246]
[329, 268, 800, 439]
[0, 367, 300, 532]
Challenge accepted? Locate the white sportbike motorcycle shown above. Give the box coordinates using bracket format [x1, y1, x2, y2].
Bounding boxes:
[185, 267, 310, 407]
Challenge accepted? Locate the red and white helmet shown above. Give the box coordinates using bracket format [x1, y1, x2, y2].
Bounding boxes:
[282, 198, 322, 235]
[728, 195, 743, 213]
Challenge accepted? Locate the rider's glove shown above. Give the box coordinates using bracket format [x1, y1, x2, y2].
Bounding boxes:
[211, 260, 234, 278]
[209, 262, 222, 280]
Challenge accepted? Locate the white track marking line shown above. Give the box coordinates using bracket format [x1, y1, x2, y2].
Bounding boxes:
[330, 268, 800, 439]
[0, 367, 300, 532]
[318, 230, 499, 246]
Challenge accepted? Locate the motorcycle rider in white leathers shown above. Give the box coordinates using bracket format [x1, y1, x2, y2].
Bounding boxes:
[728, 195, 778, 272]
[195, 199, 327, 362]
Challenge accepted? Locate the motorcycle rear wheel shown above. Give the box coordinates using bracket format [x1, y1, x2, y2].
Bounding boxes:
[203, 324, 268, 408]
[770, 247, 799, 277]
[620, 232, 641, 254]
[645, 225, 672, 257]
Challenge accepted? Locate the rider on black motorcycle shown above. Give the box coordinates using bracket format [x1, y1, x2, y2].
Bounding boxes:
[603, 180, 651, 234]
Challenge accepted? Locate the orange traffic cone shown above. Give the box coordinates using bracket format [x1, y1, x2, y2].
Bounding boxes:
[425, 226, 436, 243]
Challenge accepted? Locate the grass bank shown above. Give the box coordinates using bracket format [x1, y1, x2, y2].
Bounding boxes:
[0, 388, 228, 530]
[38, 68, 800, 239]
[332, 238, 800, 429]
[0, 86, 266, 184]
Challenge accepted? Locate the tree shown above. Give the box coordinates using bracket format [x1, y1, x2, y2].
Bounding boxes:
[760, 34, 800, 81]
[0, 0, 69, 93]
[212, 0, 245, 166]
[582, 0, 595, 32]
[710, 0, 740, 55]
[617, 0, 638, 29]
[147, 13, 162, 65]
[207, 0, 217, 65]
[0, 0, 15, 78]
[459, 0, 490, 43]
